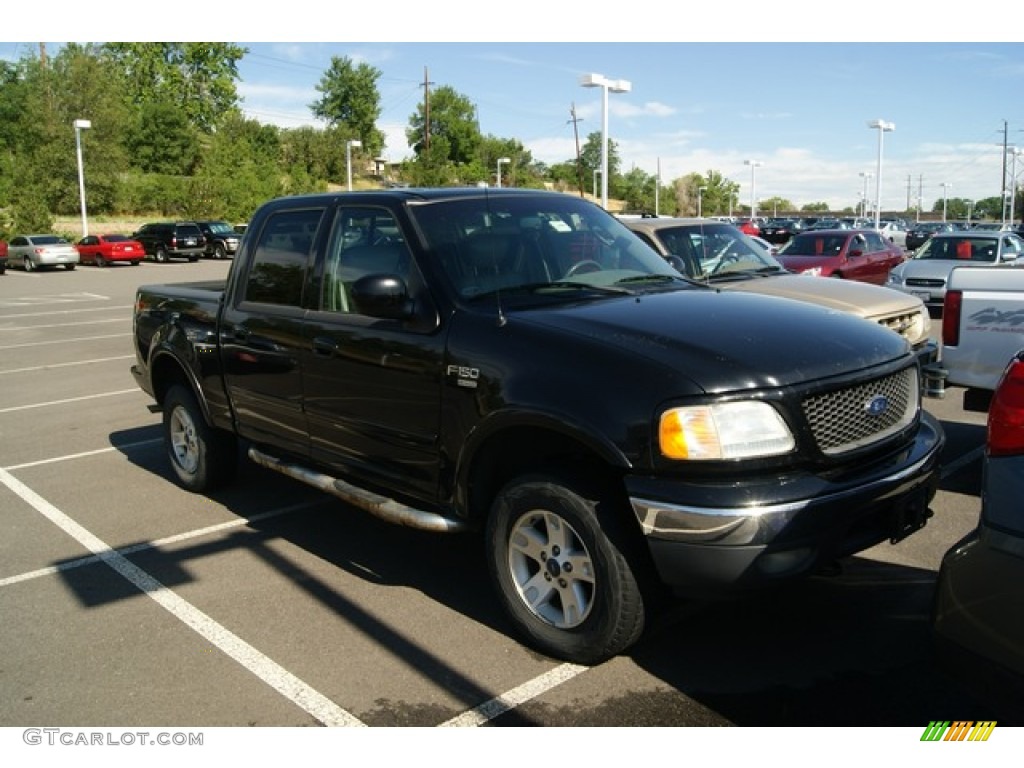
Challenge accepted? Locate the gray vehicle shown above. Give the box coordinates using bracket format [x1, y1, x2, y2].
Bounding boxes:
[933, 350, 1024, 717]
[886, 230, 1024, 310]
[622, 217, 936, 365]
[7, 234, 80, 271]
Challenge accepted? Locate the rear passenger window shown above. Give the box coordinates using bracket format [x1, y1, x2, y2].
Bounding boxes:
[243, 208, 325, 307]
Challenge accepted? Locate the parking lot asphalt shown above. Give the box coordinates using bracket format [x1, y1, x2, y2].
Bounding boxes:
[0, 259, 1017, 734]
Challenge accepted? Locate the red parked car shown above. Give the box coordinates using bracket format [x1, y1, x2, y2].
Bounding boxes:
[0, 239, 7, 274]
[75, 234, 145, 267]
[776, 228, 905, 285]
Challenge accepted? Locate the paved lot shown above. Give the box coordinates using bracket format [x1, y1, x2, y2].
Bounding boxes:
[0, 259, 1017, 730]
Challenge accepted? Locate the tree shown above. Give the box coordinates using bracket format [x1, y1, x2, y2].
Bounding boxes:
[406, 85, 481, 167]
[579, 131, 621, 180]
[127, 101, 200, 175]
[103, 43, 246, 133]
[310, 56, 385, 158]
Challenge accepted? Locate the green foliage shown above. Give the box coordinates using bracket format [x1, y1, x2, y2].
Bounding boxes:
[801, 201, 831, 213]
[406, 85, 481, 166]
[310, 56, 386, 158]
[102, 43, 247, 133]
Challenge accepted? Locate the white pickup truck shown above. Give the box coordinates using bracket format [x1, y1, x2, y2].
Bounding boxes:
[940, 265, 1024, 410]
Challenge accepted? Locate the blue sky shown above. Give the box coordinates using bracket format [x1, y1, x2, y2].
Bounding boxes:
[6, 6, 1024, 213]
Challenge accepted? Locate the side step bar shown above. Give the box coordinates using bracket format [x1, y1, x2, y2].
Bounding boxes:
[247, 447, 468, 533]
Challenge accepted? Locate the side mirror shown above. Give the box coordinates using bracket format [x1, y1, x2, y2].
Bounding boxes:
[1002, 252, 1018, 262]
[350, 274, 414, 320]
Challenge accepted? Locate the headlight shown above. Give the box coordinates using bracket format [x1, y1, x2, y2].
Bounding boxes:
[659, 401, 795, 460]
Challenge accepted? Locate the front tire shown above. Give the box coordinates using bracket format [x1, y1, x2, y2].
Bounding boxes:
[486, 474, 648, 665]
[24, 257, 35, 272]
[213, 243, 226, 260]
[163, 385, 237, 492]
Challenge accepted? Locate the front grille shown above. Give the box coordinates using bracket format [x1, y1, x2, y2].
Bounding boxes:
[877, 311, 920, 341]
[906, 277, 945, 288]
[802, 365, 918, 456]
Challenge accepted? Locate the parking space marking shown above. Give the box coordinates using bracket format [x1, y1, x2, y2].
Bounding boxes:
[439, 663, 589, 726]
[0, 306, 130, 319]
[0, 355, 134, 376]
[3, 438, 162, 471]
[0, 333, 128, 350]
[0, 292, 110, 307]
[0, 501, 323, 588]
[0, 466, 365, 727]
[0, 389, 141, 414]
[0, 318, 127, 331]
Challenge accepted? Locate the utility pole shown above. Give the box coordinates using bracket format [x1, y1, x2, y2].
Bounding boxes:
[422, 67, 433, 152]
[906, 174, 912, 212]
[1001, 119, 1008, 223]
[917, 175, 924, 223]
[569, 103, 585, 197]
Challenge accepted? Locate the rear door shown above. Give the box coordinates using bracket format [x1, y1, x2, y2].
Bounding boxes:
[219, 205, 326, 457]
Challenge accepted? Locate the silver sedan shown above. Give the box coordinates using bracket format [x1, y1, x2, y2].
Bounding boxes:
[7, 234, 81, 271]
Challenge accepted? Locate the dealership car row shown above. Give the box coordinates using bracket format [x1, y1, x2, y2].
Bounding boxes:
[1, 197, 1022, 717]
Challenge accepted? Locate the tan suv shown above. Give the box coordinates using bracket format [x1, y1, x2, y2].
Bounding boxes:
[623, 217, 940, 388]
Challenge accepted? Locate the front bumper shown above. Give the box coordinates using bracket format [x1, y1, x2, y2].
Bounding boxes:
[626, 411, 944, 594]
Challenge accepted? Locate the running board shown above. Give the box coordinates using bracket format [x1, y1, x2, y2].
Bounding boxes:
[247, 447, 468, 533]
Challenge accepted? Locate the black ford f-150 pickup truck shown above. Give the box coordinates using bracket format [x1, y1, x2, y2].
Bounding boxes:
[131, 188, 944, 664]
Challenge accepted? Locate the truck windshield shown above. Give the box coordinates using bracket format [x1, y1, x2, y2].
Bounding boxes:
[409, 194, 681, 299]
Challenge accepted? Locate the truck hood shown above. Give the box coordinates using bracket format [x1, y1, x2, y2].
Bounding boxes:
[720, 273, 921, 320]
[516, 289, 909, 393]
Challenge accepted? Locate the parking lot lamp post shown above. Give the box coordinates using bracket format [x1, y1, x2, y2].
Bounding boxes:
[859, 171, 873, 218]
[867, 119, 895, 230]
[592, 169, 601, 200]
[1010, 148, 1023, 224]
[697, 186, 706, 218]
[346, 139, 362, 192]
[580, 73, 631, 210]
[744, 160, 762, 220]
[941, 182, 951, 222]
[966, 199, 974, 226]
[74, 119, 91, 237]
[496, 157, 511, 188]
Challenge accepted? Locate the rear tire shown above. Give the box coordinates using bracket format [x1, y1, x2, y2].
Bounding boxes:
[155, 246, 168, 263]
[486, 473, 648, 665]
[64, 263, 75, 271]
[163, 385, 237, 492]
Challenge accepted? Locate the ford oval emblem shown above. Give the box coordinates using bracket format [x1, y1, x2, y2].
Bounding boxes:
[864, 395, 889, 417]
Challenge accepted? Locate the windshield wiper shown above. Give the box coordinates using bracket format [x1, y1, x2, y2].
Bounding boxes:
[614, 274, 688, 286]
[701, 266, 785, 281]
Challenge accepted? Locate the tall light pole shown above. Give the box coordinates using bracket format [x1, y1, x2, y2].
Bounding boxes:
[1009, 148, 1023, 225]
[496, 157, 511, 188]
[940, 182, 952, 222]
[867, 119, 895, 229]
[346, 139, 362, 192]
[966, 199, 974, 226]
[697, 186, 706, 218]
[859, 171, 873, 219]
[744, 160, 762, 220]
[581, 73, 631, 210]
[74, 119, 91, 237]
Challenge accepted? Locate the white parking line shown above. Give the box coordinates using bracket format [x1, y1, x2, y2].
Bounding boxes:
[0, 317, 127, 331]
[0, 333, 129, 350]
[0, 466, 366, 727]
[0, 501, 322, 588]
[0, 292, 110, 307]
[2, 438, 162, 471]
[0, 355, 134, 376]
[439, 663, 589, 726]
[0, 306, 131, 319]
[0, 389, 141, 414]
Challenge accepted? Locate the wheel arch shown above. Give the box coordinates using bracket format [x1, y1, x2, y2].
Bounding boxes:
[456, 414, 632, 528]
[149, 348, 215, 428]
